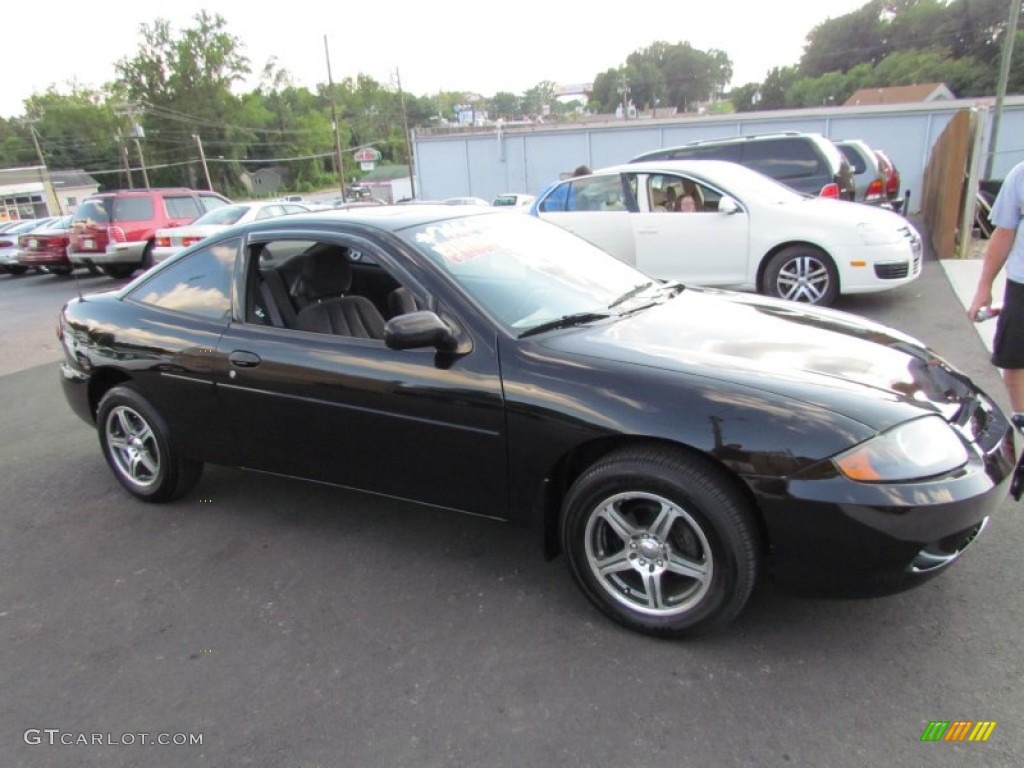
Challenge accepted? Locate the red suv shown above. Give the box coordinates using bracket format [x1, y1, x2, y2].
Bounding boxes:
[68, 188, 231, 278]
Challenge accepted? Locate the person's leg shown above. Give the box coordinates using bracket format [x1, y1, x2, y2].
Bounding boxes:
[1005, 368, 1024, 413]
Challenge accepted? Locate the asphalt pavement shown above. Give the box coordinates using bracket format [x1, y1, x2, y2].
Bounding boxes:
[0, 236, 1021, 768]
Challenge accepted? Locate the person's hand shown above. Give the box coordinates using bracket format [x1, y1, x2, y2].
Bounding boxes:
[968, 288, 993, 322]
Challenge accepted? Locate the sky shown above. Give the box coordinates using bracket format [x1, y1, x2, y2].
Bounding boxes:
[4, 0, 870, 119]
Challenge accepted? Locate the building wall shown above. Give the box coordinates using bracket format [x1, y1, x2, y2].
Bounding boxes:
[412, 97, 1024, 214]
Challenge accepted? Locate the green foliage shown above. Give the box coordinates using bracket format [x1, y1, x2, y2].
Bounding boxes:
[7, 3, 1021, 191]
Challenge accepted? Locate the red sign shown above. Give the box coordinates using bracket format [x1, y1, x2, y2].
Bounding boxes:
[353, 148, 381, 162]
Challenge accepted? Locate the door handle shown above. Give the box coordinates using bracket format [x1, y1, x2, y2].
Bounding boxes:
[228, 350, 262, 368]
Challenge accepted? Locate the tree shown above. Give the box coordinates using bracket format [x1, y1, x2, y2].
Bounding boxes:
[488, 92, 522, 120]
[114, 11, 251, 190]
[801, 1, 887, 76]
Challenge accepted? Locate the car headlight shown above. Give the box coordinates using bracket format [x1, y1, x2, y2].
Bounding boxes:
[856, 222, 900, 245]
[833, 416, 969, 482]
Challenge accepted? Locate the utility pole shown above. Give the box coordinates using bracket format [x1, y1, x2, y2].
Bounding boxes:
[114, 102, 149, 188]
[193, 133, 213, 190]
[985, 0, 1021, 179]
[22, 118, 62, 215]
[116, 131, 134, 189]
[324, 35, 347, 201]
[395, 68, 416, 199]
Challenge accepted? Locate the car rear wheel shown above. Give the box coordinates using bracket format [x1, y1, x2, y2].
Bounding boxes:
[97, 385, 203, 502]
[100, 265, 136, 279]
[763, 246, 838, 306]
[7, 266, 28, 275]
[561, 446, 760, 637]
[49, 267, 72, 276]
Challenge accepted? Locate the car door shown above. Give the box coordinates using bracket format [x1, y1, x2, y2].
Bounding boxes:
[214, 232, 509, 518]
[535, 173, 638, 265]
[630, 172, 752, 287]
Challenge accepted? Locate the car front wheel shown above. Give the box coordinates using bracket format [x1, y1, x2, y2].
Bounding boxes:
[763, 246, 838, 306]
[561, 446, 760, 637]
[97, 385, 202, 502]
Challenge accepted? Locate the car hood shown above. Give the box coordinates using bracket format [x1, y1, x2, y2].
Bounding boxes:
[538, 288, 978, 432]
[765, 197, 910, 241]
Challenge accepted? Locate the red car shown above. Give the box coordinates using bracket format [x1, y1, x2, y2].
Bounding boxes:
[68, 188, 231, 279]
[17, 215, 76, 275]
[875, 149, 904, 210]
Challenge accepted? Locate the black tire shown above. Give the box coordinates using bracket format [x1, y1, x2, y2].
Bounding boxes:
[763, 245, 839, 306]
[49, 267, 73, 276]
[96, 385, 203, 502]
[140, 242, 154, 271]
[560, 446, 760, 637]
[100, 264, 136, 279]
[7, 266, 28, 275]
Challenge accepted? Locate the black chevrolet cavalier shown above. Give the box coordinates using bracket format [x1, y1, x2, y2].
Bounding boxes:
[58, 206, 1015, 636]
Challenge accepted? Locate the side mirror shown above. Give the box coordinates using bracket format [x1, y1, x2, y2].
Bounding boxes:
[384, 311, 459, 352]
[718, 196, 741, 214]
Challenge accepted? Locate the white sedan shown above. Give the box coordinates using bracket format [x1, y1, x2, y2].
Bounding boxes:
[152, 201, 309, 263]
[530, 160, 922, 306]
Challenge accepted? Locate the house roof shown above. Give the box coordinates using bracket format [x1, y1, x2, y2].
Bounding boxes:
[844, 83, 954, 106]
[0, 166, 99, 188]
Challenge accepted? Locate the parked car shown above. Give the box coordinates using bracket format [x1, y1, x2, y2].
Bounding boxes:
[58, 205, 1013, 637]
[630, 132, 856, 201]
[834, 139, 888, 206]
[0, 217, 58, 274]
[530, 159, 922, 306]
[493, 193, 536, 208]
[331, 199, 388, 210]
[152, 201, 309, 263]
[875, 149, 905, 210]
[68, 188, 232, 279]
[17, 215, 76, 275]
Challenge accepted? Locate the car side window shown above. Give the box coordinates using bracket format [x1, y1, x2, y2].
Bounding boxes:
[128, 238, 239, 321]
[164, 195, 202, 220]
[112, 197, 154, 221]
[565, 175, 627, 212]
[245, 238, 425, 337]
[647, 174, 715, 213]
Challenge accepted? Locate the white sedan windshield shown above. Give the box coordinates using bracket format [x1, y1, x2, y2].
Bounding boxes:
[401, 213, 655, 332]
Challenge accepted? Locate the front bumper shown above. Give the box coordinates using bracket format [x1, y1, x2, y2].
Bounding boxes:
[835, 237, 924, 294]
[754, 424, 1014, 597]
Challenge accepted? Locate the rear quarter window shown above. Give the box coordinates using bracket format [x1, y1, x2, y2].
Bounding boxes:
[164, 196, 202, 219]
[128, 238, 239, 321]
[742, 139, 821, 181]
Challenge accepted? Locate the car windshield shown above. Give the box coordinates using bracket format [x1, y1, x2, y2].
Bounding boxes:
[192, 205, 250, 226]
[400, 213, 658, 333]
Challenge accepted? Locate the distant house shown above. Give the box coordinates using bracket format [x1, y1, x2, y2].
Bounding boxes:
[844, 83, 955, 107]
[0, 166, 99, 220]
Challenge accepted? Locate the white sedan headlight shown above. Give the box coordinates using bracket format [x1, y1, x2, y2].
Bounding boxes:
[856, 222, 901, 245]
[833, 416, 969, 482]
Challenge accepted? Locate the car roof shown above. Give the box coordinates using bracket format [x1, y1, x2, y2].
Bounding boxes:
[241, 204, 501, 235]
